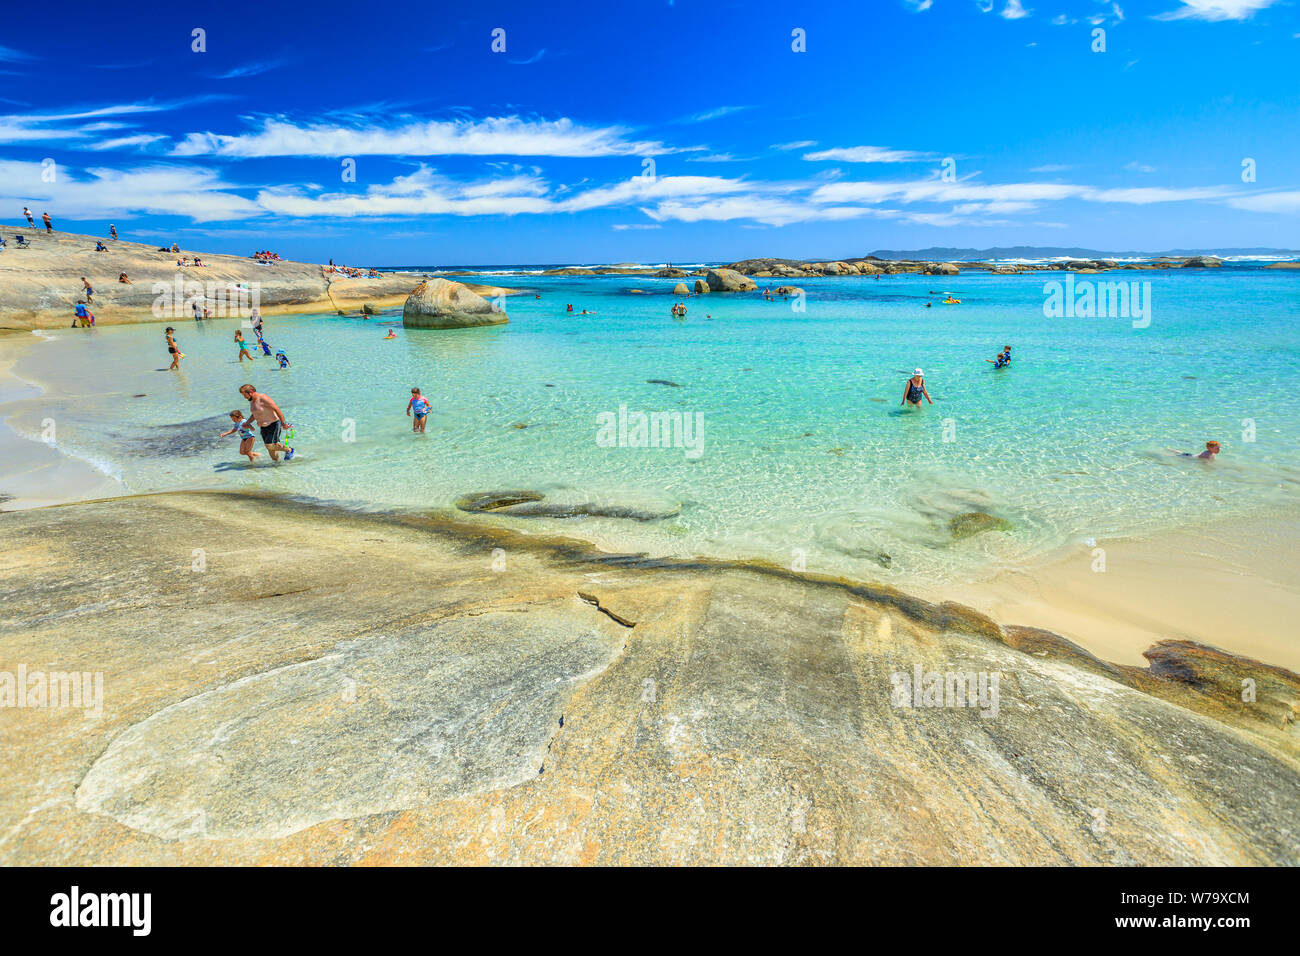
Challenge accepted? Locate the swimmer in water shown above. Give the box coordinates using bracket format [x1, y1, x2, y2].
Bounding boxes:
[384, 329, 397, 339]
[902, 368, 932, 407]
[986, 346, 1012, 368]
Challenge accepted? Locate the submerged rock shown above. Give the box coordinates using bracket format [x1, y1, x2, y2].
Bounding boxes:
[402, 279, 507, 329]
[457, 489, 681, 522]
[949, 511, 1013, 540]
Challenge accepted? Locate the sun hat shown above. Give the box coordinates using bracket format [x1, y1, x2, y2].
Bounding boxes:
[913, 368, 923, 376]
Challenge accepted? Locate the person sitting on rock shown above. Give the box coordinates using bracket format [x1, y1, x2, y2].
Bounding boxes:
[94, 241, 108, 252]
[119, 272, 132, 284]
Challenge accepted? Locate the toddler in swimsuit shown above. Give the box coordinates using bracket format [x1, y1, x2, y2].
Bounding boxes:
[219, 410, 261, 463]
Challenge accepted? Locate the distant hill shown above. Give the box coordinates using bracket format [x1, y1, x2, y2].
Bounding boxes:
[864, 246, 1300, 260]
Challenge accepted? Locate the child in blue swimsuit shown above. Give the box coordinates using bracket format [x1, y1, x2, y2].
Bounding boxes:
[219, 410, 261, 463]
[406, 387, 431, 433]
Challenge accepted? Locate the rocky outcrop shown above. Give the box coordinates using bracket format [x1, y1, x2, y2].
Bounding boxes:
[924, 262, 960, 276]
[402, 279, 507, 329]
[693, 279, 710, 294]
[1183, 256, 1223, 268]
[705, 268, 757, 292]
[541, 267, 597, 276]
[672, 283, 690, 296]
[655, 268, 689, 278]
[0, 226, 439, 330]
[2, 492, 1297, 865]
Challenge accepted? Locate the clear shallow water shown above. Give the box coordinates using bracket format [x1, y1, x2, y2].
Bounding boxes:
[7, 267, 1300, 587]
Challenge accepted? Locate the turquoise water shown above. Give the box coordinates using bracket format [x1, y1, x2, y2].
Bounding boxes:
[7, 267, 1300, 586]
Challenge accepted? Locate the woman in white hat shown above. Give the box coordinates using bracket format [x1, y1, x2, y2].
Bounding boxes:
[902, 368, 932, 407]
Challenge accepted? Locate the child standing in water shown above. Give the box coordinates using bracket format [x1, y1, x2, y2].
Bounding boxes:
[235, 329, 254, 362]
[218, 410, 261, 463]
[406, 387, 431, 433]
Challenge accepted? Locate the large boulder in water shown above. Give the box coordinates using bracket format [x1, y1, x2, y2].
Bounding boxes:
[693, 279, 710, 294]
[705, 268, 757, 292]
[924, 262, 960, 276]
[672, 282, 690, 296]
[402, 279, 507, 329]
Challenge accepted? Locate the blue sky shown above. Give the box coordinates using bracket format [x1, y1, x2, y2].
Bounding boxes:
[2, 0, 1297, 263]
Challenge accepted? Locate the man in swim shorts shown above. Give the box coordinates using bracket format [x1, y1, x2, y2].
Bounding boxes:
[239, 384, 295, 461]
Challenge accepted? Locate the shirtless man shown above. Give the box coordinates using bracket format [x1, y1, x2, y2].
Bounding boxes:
[238, 384, 295, 461]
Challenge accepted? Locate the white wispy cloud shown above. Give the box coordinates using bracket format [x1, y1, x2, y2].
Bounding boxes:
[810, 177, 1234, 205]
[0, 160, 260, 221]
[903, 0, 934, 11]
[689, 105, 750, 122]
[507, 48, 547, 65]
[773, 140, 817, 151]
[1224, 190, 1300, 213]
[88, 133, 169, 151]
[803, 146, 930, 163]
[0, 44, 35, 62]
[1154, 0, 1276, 20]
[209, 60, 290, 79]
[1001, 0, 1032, 19]
[0, 98, 229, 146]
[172, 115, 669, 158]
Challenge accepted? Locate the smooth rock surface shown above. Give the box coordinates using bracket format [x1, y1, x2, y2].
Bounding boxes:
[402, 279, 508, 329]
[705, 269, 757, 292]
[0, 492, 1295, 865]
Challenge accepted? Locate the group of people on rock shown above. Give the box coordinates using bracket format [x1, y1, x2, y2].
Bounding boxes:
[252, 250, 281, 261]
[326, 263, 380, 279]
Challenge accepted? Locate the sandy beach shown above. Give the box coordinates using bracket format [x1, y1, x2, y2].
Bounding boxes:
[942, 516, 1300, 673]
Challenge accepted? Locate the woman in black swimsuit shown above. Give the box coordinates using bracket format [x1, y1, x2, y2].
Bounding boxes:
[166, 327, 182, 371]
[902, 368, 932, 407]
